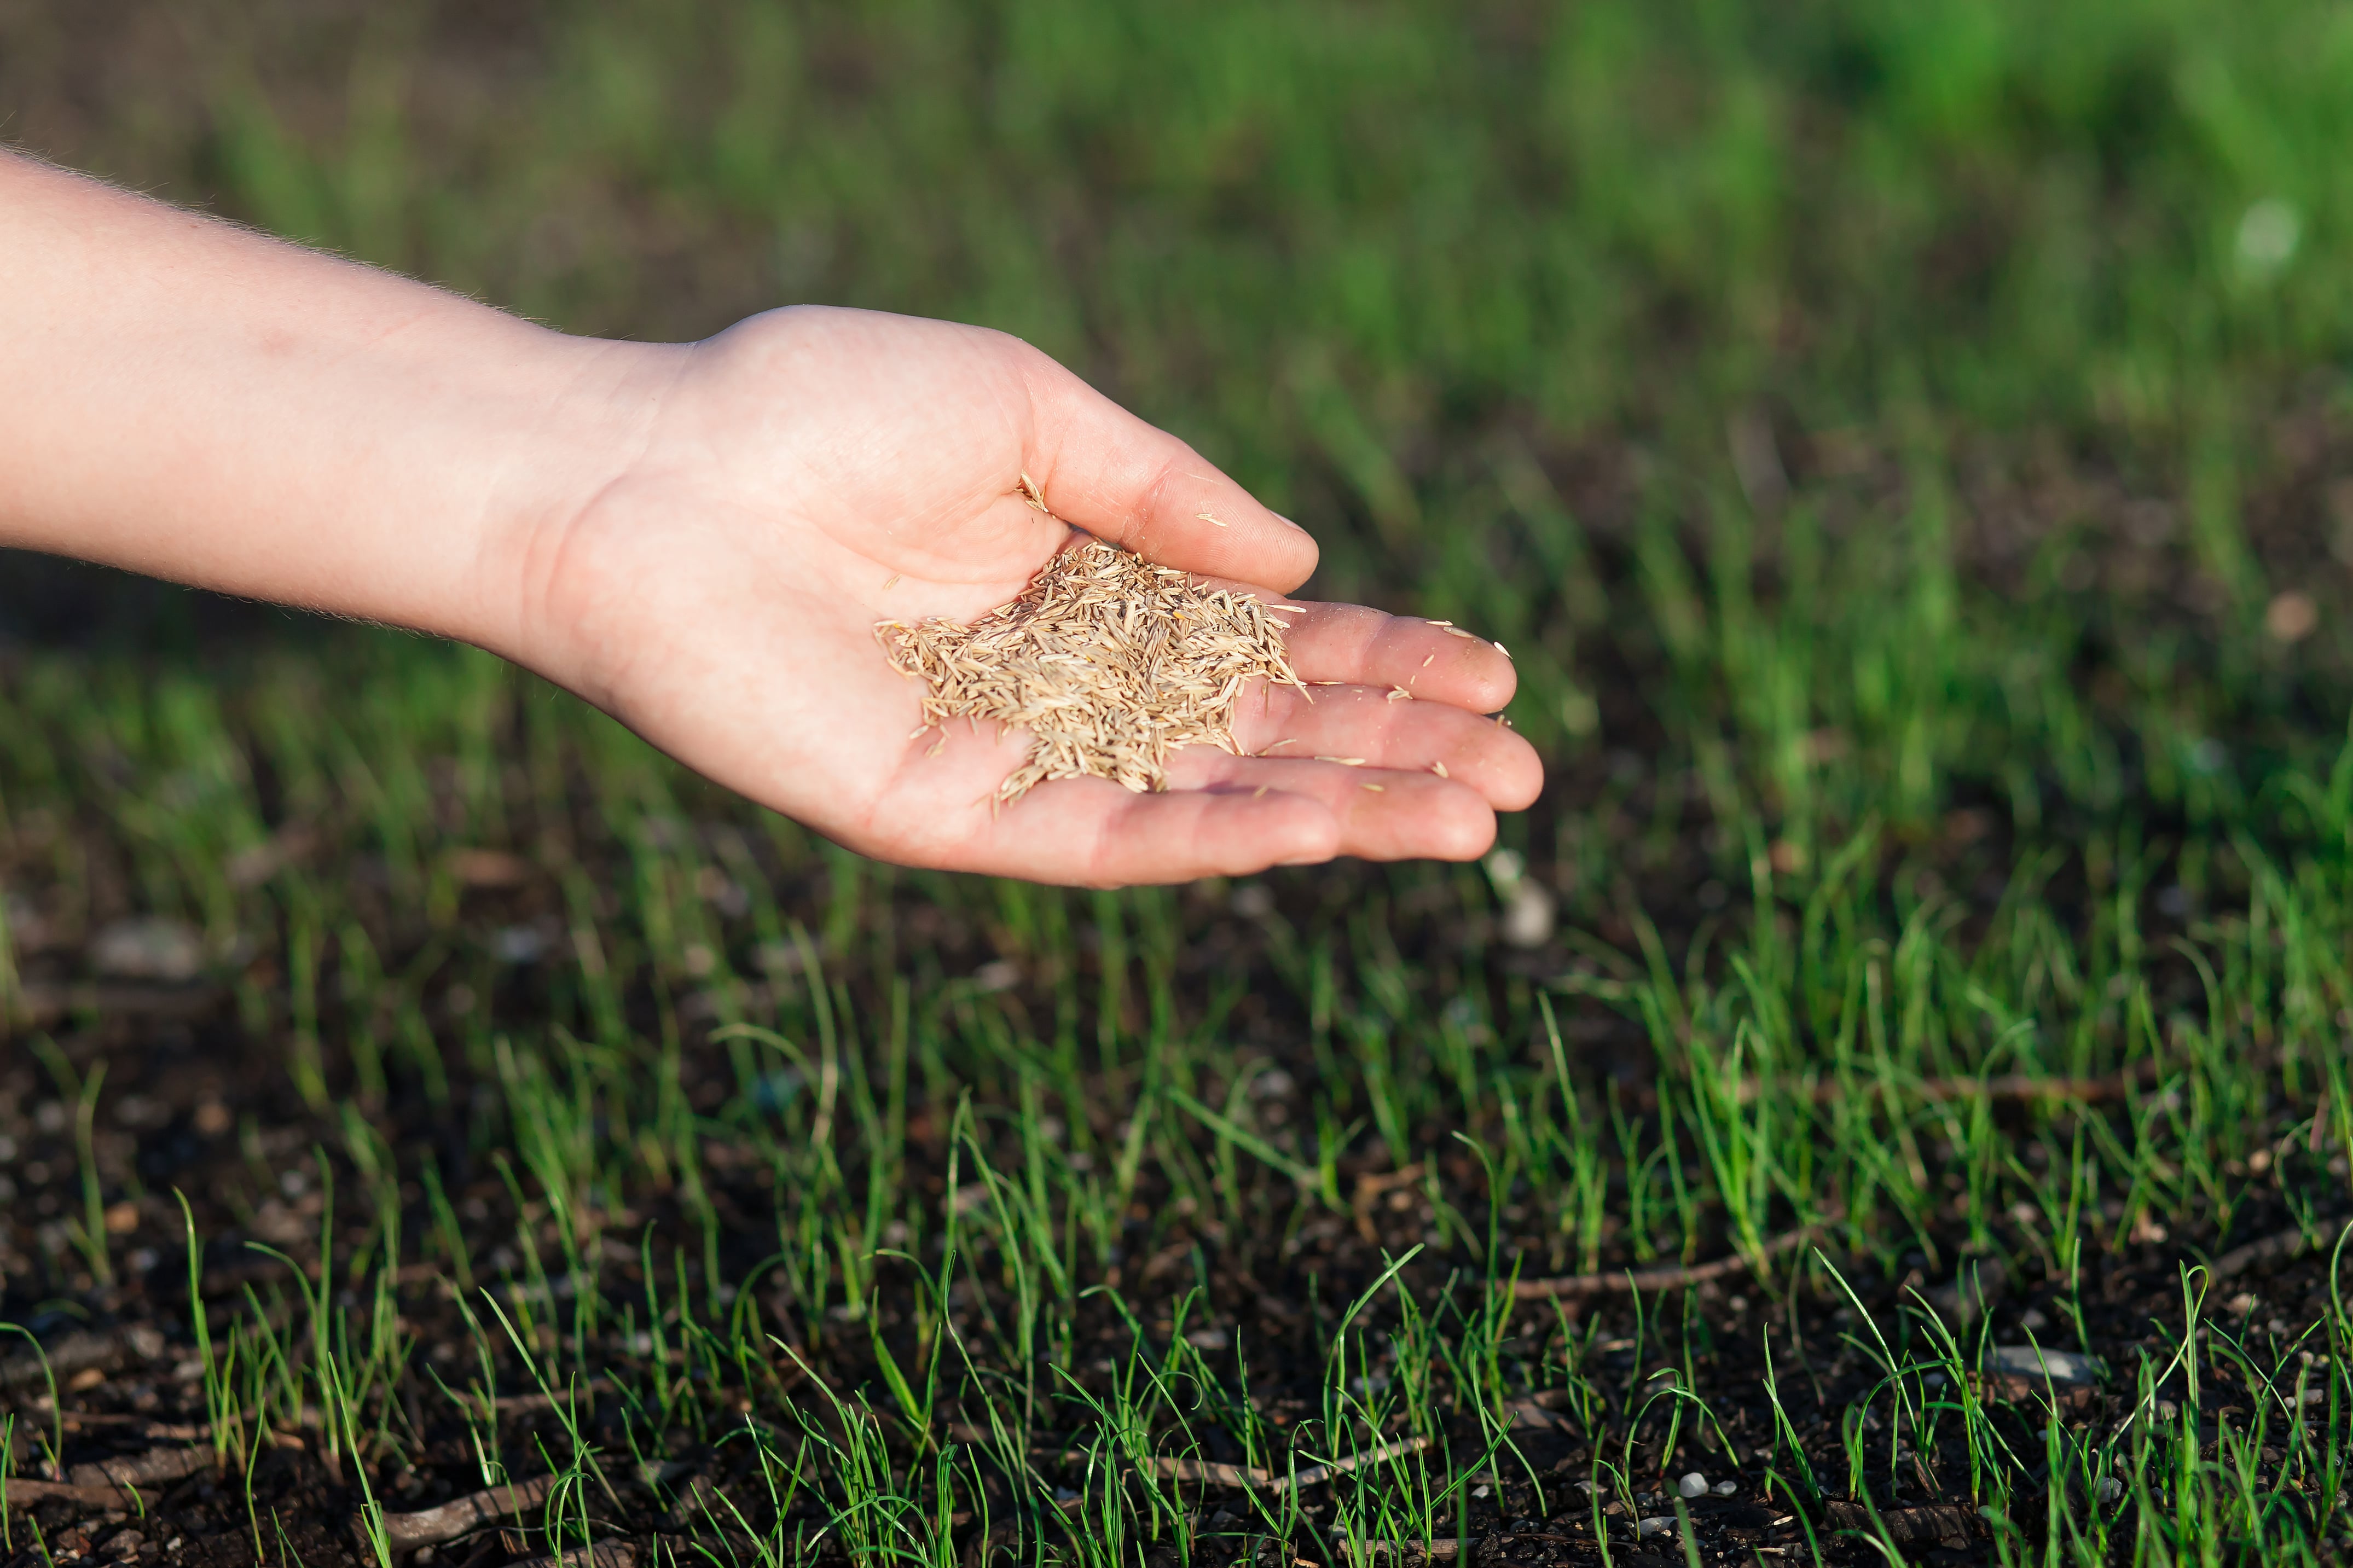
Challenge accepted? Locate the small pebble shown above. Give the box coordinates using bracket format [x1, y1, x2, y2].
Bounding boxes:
[1637, 1517, 1676, 1538]
[1678, 1472, 1709, 1499]
[1712, 1480, 1737, 1496]
[2095, 1477, 2123, 1503]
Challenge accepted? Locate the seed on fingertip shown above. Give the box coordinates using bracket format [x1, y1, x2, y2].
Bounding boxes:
[1197, 509, 1229, 527]
[883, 573, 902, 590]
[1441, 626, 1476, 640]
[1421, 654, 1434, 667]
[1362, 783, 1384, 792]
[1315, 756, 1367, 766]
[1494, 642, 1511, 658]
[1388, 687, 1413, 702]
[1431, 760, 1449, 779]
[1253, 785, 1268, 798]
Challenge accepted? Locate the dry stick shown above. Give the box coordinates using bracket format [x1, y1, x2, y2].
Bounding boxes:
[2207, 1225, 2333, 1281]
[1511, 1222, 1825, 1300]
[1141, 1434, 1429, 1491]
[1823, 1500, 1980, 1545]
[379, 1473, 560, 1549]
[0, 1327, 166, 1390]
[10, 982, 225, 1028]
[1, 1449, 215, 1515]
[1718, 1061, 2162, 1108]
[507, 1544, 639, 1568]
[1591, 1062, 2160, 1114]
[500, 1378, 613, 1416]
[1, 1478, 153, 1511]
[67, 1448, 213, 1489]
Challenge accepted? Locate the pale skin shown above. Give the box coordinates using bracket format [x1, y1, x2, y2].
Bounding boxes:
[0, 150, 1543, 885]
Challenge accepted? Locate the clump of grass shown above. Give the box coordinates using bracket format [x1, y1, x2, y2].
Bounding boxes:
[877, 537, 1306, 802]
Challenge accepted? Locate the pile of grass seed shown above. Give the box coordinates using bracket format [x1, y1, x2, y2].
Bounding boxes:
[877, 539, 1307, 803]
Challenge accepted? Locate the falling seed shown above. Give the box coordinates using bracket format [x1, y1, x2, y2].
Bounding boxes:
[1431, 760, 1449, 779]
[877, 540, 1306, 804]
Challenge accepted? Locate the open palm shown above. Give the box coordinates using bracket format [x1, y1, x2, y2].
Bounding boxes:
[513, 307, 1541, 885]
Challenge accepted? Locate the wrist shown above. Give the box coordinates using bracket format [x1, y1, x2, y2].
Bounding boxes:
[470, 335, 692, 692]
[445, 332, 683, 668]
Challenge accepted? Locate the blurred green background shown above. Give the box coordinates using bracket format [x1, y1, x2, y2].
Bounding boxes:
[8, 0, 2353, 833]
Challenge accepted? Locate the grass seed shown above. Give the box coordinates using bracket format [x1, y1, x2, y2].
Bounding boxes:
[877, 539, 1307, 804]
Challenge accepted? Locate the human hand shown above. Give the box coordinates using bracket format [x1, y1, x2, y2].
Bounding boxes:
[509, 307, 1542, 885]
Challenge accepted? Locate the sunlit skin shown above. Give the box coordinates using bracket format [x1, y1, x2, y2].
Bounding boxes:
[0, 152, 1541, 884]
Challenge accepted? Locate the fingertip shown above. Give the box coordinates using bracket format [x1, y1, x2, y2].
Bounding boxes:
[1446, 639, 1517, 713]
[1227, 787, 1341, 873]
[1441, 800, 1501, 861]
[1255, 512, 1320, 595]
[1412, 783, 1499, 862]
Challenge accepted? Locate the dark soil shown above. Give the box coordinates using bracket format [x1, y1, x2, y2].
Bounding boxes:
[2, 825, 2345, 1568]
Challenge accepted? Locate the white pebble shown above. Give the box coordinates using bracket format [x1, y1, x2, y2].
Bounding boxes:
[1678, 1472, 1709, 1499]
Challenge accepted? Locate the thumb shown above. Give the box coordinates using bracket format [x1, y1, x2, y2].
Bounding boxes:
[1011, 348, 1319, 593]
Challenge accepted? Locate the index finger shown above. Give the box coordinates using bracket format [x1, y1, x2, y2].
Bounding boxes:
[1176, 572, 1520, 714]
[1277, 602, 1519, 714]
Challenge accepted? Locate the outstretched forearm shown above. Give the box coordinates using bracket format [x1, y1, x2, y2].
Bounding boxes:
[0, 149, 660, 653]
[0, 150, 1540, 882]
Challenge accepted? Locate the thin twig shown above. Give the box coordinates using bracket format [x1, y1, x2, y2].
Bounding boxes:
[9, 982, 224, 1029]
[1285, 1435, 1429, 1490]
[2, 1477, 152, 1511]
[2205, 1224, 2338, 1281]
[379, 1473, 560, 1549]
[1139, 1434, 1429, 1491]
[66, 1448, 213, 1489]
[1511, 1223, 1824, 1300]
[507, 1544, 638, 1568]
